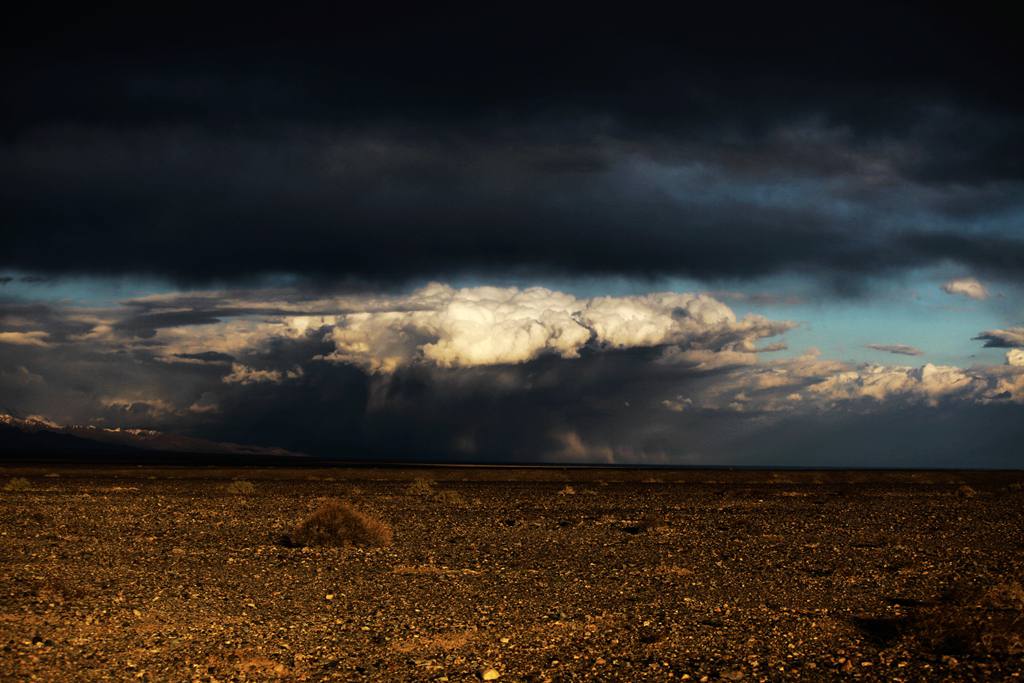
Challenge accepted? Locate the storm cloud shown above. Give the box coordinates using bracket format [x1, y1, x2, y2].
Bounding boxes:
[2, 282, 1022, 464]
[2, 5, 1023, 286]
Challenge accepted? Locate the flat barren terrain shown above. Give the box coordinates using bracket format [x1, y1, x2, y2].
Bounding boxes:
[1, 466, 1022, 681]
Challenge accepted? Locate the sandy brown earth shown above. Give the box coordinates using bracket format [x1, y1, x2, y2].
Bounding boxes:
[1, 466, 1023, 682]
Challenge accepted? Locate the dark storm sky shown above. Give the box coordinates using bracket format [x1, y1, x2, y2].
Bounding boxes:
[3, 4, 1022, 283]
[1, 4, 1023, 465]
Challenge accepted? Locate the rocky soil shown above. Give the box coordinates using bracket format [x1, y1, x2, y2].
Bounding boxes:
[1, 467, 1022, 681]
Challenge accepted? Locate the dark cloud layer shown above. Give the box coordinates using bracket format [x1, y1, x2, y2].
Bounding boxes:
[1, 4, 1023, 285]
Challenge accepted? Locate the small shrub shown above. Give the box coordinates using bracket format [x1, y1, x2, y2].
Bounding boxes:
[283, 500, 393, 548]
[957, 484, 978, 499]
[225, 479, 256, 495]
[434, 489, 467, 505]
[3, 477, 31, 492]
[406, 478, 435, 496]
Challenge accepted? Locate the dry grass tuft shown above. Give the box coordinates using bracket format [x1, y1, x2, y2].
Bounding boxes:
[957, 484, 978, 498]
[283, 500, 393, 548]
[406, 478, 435, 496]
[3, 477, 31, 492]
[433, 489, 467, 505]
[225, 479, 256, 495]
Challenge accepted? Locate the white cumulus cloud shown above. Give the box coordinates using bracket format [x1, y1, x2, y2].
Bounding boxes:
[321, 284, 794, 371]
[941, 277, 988, 300]
[705, 352, 1024, 411]
[807, 363, 978, 405]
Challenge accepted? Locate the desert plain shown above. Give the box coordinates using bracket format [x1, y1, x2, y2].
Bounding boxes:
[1, 466, 1022, 681]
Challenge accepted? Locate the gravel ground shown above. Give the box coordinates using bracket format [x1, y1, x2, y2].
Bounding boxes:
[1, 467, 1022, 681]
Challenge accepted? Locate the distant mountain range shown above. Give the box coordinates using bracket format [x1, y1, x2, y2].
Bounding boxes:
[0, 413, 308, 464]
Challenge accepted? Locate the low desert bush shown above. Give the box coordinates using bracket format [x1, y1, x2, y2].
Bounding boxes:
[3, 477, 31, 492]
[406, 478, 435, 496]
[225, 479, 256, 495]
[957, 484, 978, 498]
[283, 500, 393, 548]
[433, 489, 467, 505]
